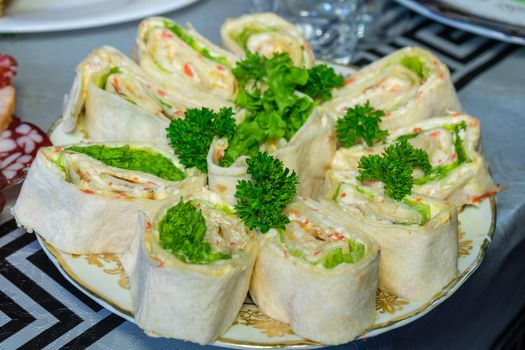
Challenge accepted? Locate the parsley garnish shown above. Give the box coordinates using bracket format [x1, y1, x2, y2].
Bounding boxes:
[234, 152, 298, 233]
[357, 139, 431, 201]
[232, 52, 266, 87]
[166, 107, 236, 173]
[336, 101, 389, 147]
[298, 64, 344, 102]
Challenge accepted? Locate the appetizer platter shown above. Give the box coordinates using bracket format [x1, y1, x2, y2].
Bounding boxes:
[12, 12, 498, 347]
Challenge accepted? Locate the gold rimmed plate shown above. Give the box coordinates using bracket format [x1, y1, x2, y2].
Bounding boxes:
[40, 63, 497, 348]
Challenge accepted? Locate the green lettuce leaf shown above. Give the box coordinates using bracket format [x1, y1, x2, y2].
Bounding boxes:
[66, 145, 185, 182]
[158, 201, 230, 264]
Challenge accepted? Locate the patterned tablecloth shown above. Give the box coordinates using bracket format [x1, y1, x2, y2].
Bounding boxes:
[1, 1, 524, 349]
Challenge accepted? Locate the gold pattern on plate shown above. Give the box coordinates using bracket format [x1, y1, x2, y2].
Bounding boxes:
[375, 289, 409, 314]
[40, 238, 134, 318]
[85, 254, 129, 289]
[458, 230, 473, 257]
[234, 309, 294, 338]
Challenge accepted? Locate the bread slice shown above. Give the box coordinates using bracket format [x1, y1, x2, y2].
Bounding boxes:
[0, 85, 15, 132]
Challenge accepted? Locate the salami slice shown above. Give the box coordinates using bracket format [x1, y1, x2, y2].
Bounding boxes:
[0, 116, 52, 188]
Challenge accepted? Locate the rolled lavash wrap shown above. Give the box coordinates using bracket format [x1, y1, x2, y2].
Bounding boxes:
[331, 113, 498, 207]
[62, 46, 221, 145]
[221, 12, 315, 67]
[12, 143, 205, 254]
[320, 47, 462, 130]
[135, 17, 239, 101]
[323, 172, 458, 300]
[124, 189, 258, 345]
[273, 109, 336, 198]
[207, 109, 336, 203]
[250, 197, 380, 345]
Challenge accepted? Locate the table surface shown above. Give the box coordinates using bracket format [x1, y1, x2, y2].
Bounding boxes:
[1, 0, 525, 349]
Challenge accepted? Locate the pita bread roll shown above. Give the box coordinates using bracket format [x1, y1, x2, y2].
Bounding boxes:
[136, 17, 239, 102]
[63, 46, 218, 144]
[332, 114, 498, 207]
[323, 171, 458, 300]
[321, 47, 462, 130]
[208, 110, 336, 202]
[250, 198, 380, 344]
[12, 143, 204, 254]
[274, 110, 336, 198]
[221, 12, 315, 67]
[127, 190, 258, 344]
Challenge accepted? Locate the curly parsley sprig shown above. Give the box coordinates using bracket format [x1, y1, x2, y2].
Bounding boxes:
[336, 101, 389, 147]
[166, 107, 236, 173]
[234, 152, 298, 233]
[298, 64, 345, 102]
[233, 52, 345, 102]
[357, 139, 431, 201]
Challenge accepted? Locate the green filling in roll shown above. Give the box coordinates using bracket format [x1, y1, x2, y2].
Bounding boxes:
[158, 201, 231, 264]
[66, 145, 185, 182]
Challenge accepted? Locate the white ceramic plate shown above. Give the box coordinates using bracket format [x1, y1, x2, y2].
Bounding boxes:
[36, 195, 496, 348]
[38, 58, 497, 347]
[0, 0, 198, 33]
[396, 0, 525, 45]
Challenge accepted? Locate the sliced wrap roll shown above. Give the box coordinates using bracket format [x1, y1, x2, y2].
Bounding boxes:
[12, 143, 204, 254]
[320, 47, 462, 130]
[323, 173, 458, 300]
[207, 110, 336, 204]
[273, 110, 337, 198]
[250, 198, 379, 345]
[221, 12, 315, 67]
[136, 17, 239, 101]
[124, 190, 258, 344]
[332, 113, 498, 207]
[63, 46, 227, 144]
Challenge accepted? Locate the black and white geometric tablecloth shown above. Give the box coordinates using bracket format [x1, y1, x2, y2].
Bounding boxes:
[1, 4, 523, 350]
[0, 219, 126, 349]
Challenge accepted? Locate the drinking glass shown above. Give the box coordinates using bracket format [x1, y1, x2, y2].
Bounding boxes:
[251, 0, 397, 64]
[252, 0, 363, 64]
[271, 0, 363, 65]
